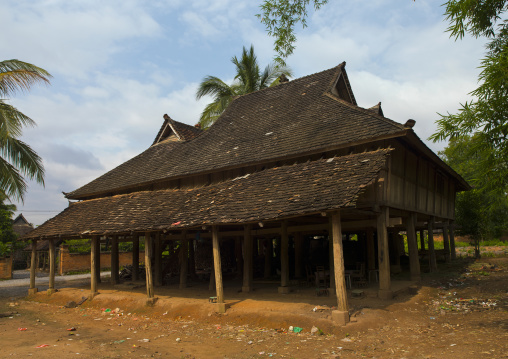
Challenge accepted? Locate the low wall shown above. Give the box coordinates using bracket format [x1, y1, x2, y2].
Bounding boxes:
[59, 245, 145, 275]
[0, 256, 13, 279]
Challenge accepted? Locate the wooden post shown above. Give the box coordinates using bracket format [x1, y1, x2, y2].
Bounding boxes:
[449, 222, 456, 260]
[132, 235, 139, 281]
[154, 232, 162, 287]
[264, 238, 272, 279]
[48, 238, 56, 294]
[212, 226, 226, 313]
[377, 207, 392, 299]
[28, 239, 38, 295]
[144, 232, 155, 304]
[235, 236, 243, 278]
[90, 236, 98, 298]
[294, 232, 303, 279]
[95, 237, 101, 284]
[330, 211, 350, 325]
[242, 225, 253, 292]
[278, 221, 290, 294]
[328, 225, 335, 294]
[405, 213, 421, 281]
[419, 229, 425, 251]
[111, 236, 119, 284]
[428, 218, 438, 272]
[179, 231, 188, 289]
[366, 230, 375, 271]
[189, 236, 196, 279]
[443, 222, 451, 263]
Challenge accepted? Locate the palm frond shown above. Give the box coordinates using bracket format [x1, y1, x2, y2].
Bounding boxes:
[0, 136, 44, 186]
[0, 59, 52, 98]
[0, 101, 37, 138]
[0, 156, 27, 202]
[196, 76, 236, 100]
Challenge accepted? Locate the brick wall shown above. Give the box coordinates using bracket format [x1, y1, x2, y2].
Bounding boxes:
[59, 245, 144, 275]
[0, 256, 13, 279]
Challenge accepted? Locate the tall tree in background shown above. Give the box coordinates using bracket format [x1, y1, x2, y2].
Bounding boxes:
[0, 60, 50, 201]
[440, 134, 508, 257]
[0, 192, 17, 255]
[196, 45, 292, 128]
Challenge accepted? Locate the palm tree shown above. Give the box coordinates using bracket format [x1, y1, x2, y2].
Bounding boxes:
[196, 45, 291, 128]
[0, 60, 51, 201]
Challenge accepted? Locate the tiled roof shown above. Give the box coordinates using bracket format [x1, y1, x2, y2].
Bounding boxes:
[66, 63, 405, 200]
[23, 150, 389, 239]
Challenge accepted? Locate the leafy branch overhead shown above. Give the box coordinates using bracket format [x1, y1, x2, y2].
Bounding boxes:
[257, 0, 328, 64]
[0, 60, 51, 201]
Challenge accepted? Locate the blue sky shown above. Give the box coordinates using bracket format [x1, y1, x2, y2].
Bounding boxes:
[2, 0, 484, 225]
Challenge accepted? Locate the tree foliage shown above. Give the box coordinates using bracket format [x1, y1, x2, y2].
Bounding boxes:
[429, 0, 508, 196]
[257, 0, 328, 64]
[0, 192, 17, 256]
[196, 45, 291, 128]
[0, 60, 51, 201]
[440, 135, 508, 257]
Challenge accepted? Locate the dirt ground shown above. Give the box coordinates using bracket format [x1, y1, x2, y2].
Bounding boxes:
[1, 257, 507, 359]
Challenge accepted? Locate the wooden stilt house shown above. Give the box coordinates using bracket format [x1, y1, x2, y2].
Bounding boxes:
[22, 62, 468, 324]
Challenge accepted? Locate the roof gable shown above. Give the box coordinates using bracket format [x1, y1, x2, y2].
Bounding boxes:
[152, 114, 202, 145]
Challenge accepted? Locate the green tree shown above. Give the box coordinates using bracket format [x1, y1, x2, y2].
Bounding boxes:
[0, 192, 17, 256]
[196, 45, 292, 128]
[258, 0, 328, 64]
[440, 134, 508, 258]
[0, 59, 51, 201]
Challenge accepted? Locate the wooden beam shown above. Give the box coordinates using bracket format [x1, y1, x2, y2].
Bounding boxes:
[154, 232, 162, 287]
[90, 236, 98, 298]
[111, 235, 119, 284]
[144, 232, 155, 300]
[212, 226, 225, 312]
[242, 225, 253, 292]
[405, 213, 421, 281]
[428, 218, 438, 272]
[28, 239, 37, 295]
[377, 207, 392, 299]
[132, 235, 139, 281]
[48, 238, 56, 293]
[278, 221, 290, 293]
[449, 221, 457, 260]
[330, 211, 350, 325]
[179, 231, 188, 289]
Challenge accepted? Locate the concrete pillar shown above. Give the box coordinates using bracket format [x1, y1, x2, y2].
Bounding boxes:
[377, 207, 392, 299]
[330, 211, 350, 326]
[154, 232, 162, 287]
[264, 238, 272, 279]
[443, 222, 451, 263]
[428, 218, 438, 272]
[132, 235, 139, 281]
[90, 236, 99, 299]
[110, 236, 119, 284]
[278, 221, 290, 294]
[144, 232, 155, 304]
[405, 213, 421, 281]
[28, 239, 38, 295]
[48, 238, 56, 295]
[450, 222, 456, 260]
[294, 232, 303, 279]
[242, 225, 253, 292]
[179, 231, 188, 289]
[212, 226, 226, 313]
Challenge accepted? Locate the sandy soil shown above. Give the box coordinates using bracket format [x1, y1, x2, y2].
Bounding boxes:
[1, 257, 507, 359]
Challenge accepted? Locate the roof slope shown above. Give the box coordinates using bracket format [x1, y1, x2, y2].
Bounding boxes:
[24, 150, 389, 239]
[67, 63, 405, 199]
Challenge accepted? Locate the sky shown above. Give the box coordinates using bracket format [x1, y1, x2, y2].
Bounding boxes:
[2, 0, 485, 226]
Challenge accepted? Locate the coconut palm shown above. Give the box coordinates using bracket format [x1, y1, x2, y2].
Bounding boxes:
[196, 45, 291, 128]
[0, 60, 51, 201]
